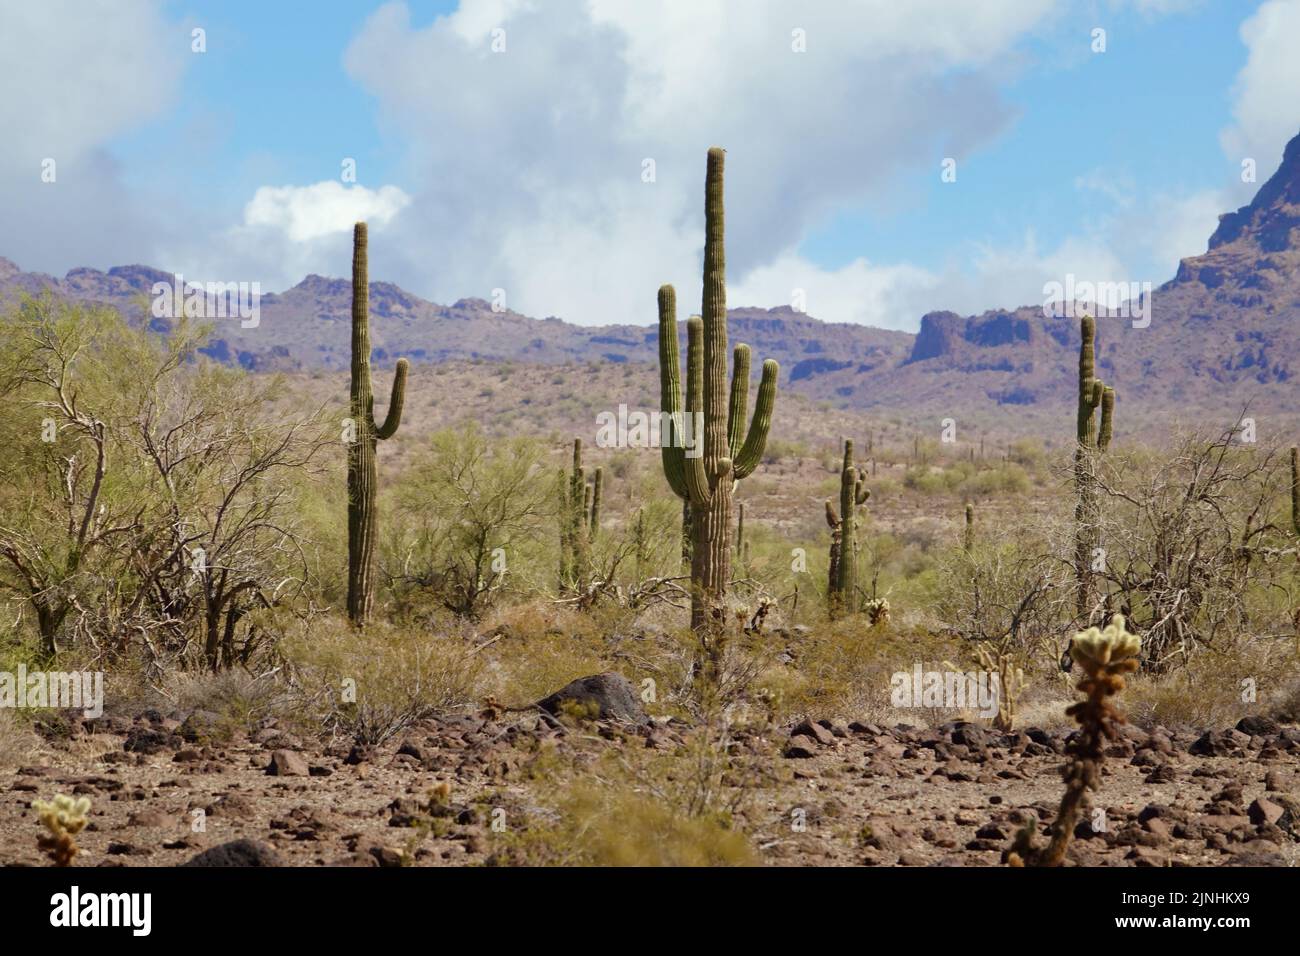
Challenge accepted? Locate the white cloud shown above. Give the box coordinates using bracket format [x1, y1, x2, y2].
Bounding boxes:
[1220, 0, 1300, 175]
[0, 1, 188, 272]
[341, 0, 1060, 325]
[241, 182, 411, 243]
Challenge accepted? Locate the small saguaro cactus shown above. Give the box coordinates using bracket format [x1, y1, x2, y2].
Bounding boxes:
[558, 438, 602, 590]
[1073, 314, 1114, 624]
[826, 439, 870, 618]
[1290, 446, 1299, 537]
[964, 501, 975, 552]
[33, 794, 91, 866]
[735, 502, 746, 557]
[347, 222, 409, 626]
[657, 147, 779, 637]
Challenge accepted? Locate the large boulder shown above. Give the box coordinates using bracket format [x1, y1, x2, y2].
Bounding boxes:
[183, 839, 283, 867]
[535, 673, 648, 724]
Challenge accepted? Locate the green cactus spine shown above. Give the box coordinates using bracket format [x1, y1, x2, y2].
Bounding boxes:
[559, 438, 601, 590]
[347, 222, 409, 626]
[657, 147, 779, 635]
[826, 439, 870, 618]
[1074, 315, 1114, 622]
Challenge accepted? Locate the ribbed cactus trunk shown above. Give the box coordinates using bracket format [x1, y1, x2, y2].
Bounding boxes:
[1073, 315, 1114, 624]
[826, 439, 869, 619]
[558, 438, 601, 591]
[347, 222, 409, 627]
[1290, 446, 1299, 537]
[657, 148, 779, 643]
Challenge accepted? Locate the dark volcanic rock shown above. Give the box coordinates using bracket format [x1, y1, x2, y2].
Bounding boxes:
[535, 672, 648, 724]
[183, 839, 283, 867]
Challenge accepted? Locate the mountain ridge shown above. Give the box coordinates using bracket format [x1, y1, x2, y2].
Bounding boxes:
[6, 131, 1300, 427]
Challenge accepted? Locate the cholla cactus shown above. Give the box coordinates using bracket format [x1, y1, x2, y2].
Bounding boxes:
[863, 597, 890, 628]
[33, 794, 91, 866]
[1008, 615, 1140, 867]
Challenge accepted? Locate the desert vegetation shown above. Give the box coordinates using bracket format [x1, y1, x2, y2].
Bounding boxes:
[3, 149, 1300, 869]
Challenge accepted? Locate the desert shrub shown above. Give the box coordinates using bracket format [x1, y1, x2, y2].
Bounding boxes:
[0, 708, 40, 768]
[282, 616, 486, 745]
[495, 750, 756, 866]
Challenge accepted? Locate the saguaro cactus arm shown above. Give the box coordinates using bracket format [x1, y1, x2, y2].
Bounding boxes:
[682, 316, 713, 505]
[727, 345, 750, 459]
[657, 285, 689, 500]
[1098, 387, 1114, 452]
[373, 359, 408, 439]
[732, 358, 779, 480]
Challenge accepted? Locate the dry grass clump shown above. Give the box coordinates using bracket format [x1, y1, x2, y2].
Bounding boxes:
[495, 746, 757, 867]
[1124, 633, 1300, 730]
[0, 708, 40, 768]
[282, 615, 486, 745]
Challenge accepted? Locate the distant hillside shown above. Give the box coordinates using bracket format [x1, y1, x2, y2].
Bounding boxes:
[6, 131, 1300, 439]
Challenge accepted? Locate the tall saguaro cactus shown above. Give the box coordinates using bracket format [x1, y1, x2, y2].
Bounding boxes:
[347, 222, 409, 626]
[658, 148, 779, 635]
[1074, 315, 1114, 622]
[826, 439, 870, 618]
[1290, 446, 1299, 537]
[559, 438, 601, 590]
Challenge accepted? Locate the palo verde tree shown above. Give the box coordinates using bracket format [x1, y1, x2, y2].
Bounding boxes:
[346, 222, 409, 626]
[657, 147, 778, 640]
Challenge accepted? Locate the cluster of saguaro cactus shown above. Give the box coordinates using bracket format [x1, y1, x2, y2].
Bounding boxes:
[347, 222, 409, 627]
[658, 147, 779, 636]
[826, 439, 870, 618]
[1073, 315, 1114, 623]
[558, 438, 601, 589]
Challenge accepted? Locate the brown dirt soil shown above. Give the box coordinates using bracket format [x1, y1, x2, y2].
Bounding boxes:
[3, 708, 1298, 867]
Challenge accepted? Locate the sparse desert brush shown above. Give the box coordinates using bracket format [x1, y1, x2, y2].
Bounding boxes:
[497, 775, 755, 867]
[33, 794, 91, 866]
[282, 615, 485, 745]
[1124, 634, 1300, 730]
[157, 668, 292, 742]
[0, 708, 40, 768]
[764, 618, 959, 723]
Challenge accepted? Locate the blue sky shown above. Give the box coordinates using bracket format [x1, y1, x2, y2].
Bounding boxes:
[5, 0, 1300, 328]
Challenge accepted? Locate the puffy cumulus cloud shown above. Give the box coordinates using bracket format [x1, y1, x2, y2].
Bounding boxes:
[0, 0, 188, 272]
[158, 183, 416, 294]
[342, 0, 1059, 326]
[241, 182, 412, 243]
[1220, 0, 1300, 177]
